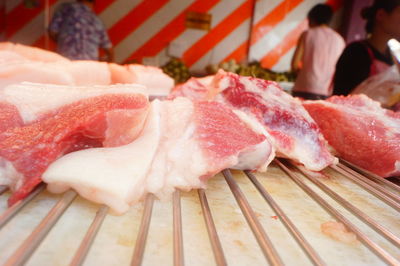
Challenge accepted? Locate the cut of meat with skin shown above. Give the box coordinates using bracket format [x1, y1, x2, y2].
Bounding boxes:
[0, 51, 29, 63]
[303, 94, 400, 177]
[0, 82, 147, 124]
[58, 60, 111, 86]
[108, 63, 137, 84]
[43, 97, 273, 214]
[168, 76, 214, 101]
[43, 100, 161, 214]
[0, 60, 111, 89]
[0, 42, 68, 62]
[169, 70, 336, 171]
[194, 100, 273, 173]
[0, 85, 149, 205]
[127, 64, 174, 96]
[147, 98, 274, 198]
[230, 109, 276, 172]
[214, 70, 336, 171]
[0, 62, 75, 89]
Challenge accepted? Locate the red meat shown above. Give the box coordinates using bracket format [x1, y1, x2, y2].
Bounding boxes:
[303, 94, 400, 177]
[213, 71, 336, 171]
[0, 93, 149, 205]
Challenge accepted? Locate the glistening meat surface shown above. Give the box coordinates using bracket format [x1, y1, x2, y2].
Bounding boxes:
[170, 70, 336, 171]
[303, 94, 400, 177]
[43, 97, 274, 214]
[0, 84, 149, 205]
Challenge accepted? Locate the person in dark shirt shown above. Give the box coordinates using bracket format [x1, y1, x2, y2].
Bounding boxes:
[333, 0, 400, 95]
[49, 0, 113, 61]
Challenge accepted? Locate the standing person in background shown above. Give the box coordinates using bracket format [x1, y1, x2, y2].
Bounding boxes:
[49, 0, 114, 62]
[333, 0, 400, 96]
[291, 4, 345, 100]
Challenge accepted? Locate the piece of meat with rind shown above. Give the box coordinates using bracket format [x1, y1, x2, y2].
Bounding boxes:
[0, 92, 149, 205]
[303, 94, 400, 177]
[213, 70, 336, 171]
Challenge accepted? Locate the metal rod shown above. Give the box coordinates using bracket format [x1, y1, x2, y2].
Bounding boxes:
[244, 170, 325, 266]
[337, 163, 400, 202]
[173, 190, 184, 266]
[222, 169, 283, 266]
[276, 160, 400, 266]
[331, 165, 400, 212]
[291, 163, 400, 248]
[340, 159, 400, 192]
[0, 185, 8, 195]
[131, 194, 155, 266]
[0, 184, 45, 229]
[198, 189, 227, 266]
[5, 190, 77, 266]
[70, 204, 109, 266]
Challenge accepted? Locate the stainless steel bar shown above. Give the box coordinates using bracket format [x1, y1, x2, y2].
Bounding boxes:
[340, 159, 400, 192]
[131, 194, 155, 266]
[331, 164, 400, 212]
[337, 163, 400, 201]
[222, 169, 283, 266]
[291, 163, 400, 248]
[0, 185, 8, 195]
[276, 159, 400, 266]
[198, 189, 227, 266]
[173, 190, 184, 266]
[5, 190, 77, 266]
[0, 184, 46, 229]
[244, 170, 325, 266]
[70, 204, 109, 266]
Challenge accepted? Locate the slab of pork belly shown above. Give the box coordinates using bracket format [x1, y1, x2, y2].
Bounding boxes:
[0, 60, 111, 89]
[303, 94, 400, 177]
[147, 97, 274, 199]
[0, 83, 149, 205]
[127, 64, 174, 96]
[43, 97, 273, 214]
[168, 71, 336, 171]
[0, 42, 68, 62]
[43, 100, 161, 214]
[168, 75, 215, 101]
[212, 70, 337, 171]
[0, 82, 147, 125]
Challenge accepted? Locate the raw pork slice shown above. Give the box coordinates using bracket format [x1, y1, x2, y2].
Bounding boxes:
[0, 84, 149, 205]
[0, 82, 147, 125]
[43, 100, 162, 214]
[108, 63, 136, 84]
[172, 70, 335, 171]
[213, 71, 336, 171]
[43, 97, 273, 214]
[0, 42, 68, 62]
[57, 60, 111, 85]
[303, 94, 400, 177]
[0, 51, 29, 63]
[128, 64, 174, 96]
[146, 97, 274, 198]
[0, 60, 111, 89]
[169, 75, 214, 100]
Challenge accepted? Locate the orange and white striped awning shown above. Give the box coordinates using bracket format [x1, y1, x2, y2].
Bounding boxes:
[4, 0, 343, 72]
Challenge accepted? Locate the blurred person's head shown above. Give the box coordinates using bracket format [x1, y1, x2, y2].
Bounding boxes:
[362, 0, 400, 39]
[307, 4, 333, 27]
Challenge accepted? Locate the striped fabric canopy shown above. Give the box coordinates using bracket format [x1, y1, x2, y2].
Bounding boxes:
[4, 0, 343, 72]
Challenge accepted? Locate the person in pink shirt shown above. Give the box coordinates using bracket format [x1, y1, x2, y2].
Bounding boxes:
[291, 4, 345, 100]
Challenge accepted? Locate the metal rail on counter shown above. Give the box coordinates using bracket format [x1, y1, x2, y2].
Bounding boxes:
[0, 159, 399, 266]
